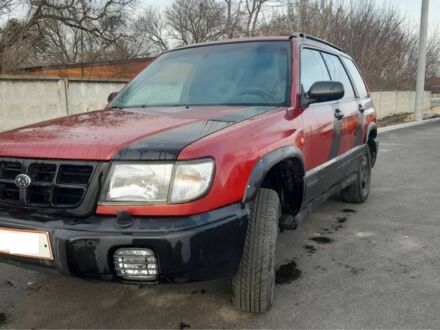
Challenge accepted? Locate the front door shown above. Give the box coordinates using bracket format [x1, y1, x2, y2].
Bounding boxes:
[300, 48, 338, 171]
[300, 48, 341, 202]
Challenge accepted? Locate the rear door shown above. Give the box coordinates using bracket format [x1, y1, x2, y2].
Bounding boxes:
[321, 52, 359, 156]
[341, 57, 372, 147]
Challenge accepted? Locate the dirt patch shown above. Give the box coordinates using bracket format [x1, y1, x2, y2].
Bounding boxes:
[350, 267, 364, 275]
[320, 227, 333, 234]
[336, 216, 347, 224]
[0, 312, 8, 326]
[4, 280, 14, 287]
[424, 105, 440, 119]
[339, 263, 365, 275]
[179, 322, 191, 329]
[333, 224, 344, 231]
[303, 244, 317, 255]
[342, 208, 357, 213]
[191, 289, 206, 294]
[309, 236, 334, 244]
[276, 260, 302, 285]
[378, 113, 413, 127]
[378, 106, 440, 127]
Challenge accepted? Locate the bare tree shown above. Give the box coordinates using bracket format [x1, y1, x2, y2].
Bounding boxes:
[0, 19, 44, 69]
[260, 0, 440, 90]
[0, 0, 13, 16]
[130, 6, 169, 55]
[0, 0, 135, 70]
[165, 0, 226, 45]
[36, 18, 126, 64]
[244, 0, 270, 36]
[1, 0, 438, 89]
[223, 0, 242, 38]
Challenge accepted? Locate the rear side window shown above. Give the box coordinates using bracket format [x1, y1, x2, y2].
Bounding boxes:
[321, 53, 355, 100]
[301, 48, 330, 92]
[341, 57, 368, 98]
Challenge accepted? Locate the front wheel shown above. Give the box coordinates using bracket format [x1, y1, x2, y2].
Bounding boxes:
[341, 149, 371, 203]
[232, 188, 280, 313]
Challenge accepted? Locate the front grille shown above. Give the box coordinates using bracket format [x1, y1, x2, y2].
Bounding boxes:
[28, 185, 52, 205]
[53, 187, 84, 206]
[29, 164, 57, 182]
[59, 165, 93, 185]
[0, 159, 100, 211]
[0, 182, 19, 201]
[0, 161, 21, 180]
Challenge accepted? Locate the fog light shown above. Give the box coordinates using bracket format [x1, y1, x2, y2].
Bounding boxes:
[113, 248, 159, 281]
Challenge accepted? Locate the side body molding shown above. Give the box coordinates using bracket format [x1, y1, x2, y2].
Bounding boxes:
[242, 146, 305, 203]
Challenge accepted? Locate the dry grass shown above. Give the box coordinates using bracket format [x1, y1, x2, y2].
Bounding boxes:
[378, 106, 440, 127]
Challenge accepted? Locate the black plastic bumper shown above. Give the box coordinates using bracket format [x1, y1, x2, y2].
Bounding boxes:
[0, 204, 249, 283]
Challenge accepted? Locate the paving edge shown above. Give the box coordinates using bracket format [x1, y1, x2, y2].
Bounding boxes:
[378, 117, 440, 134]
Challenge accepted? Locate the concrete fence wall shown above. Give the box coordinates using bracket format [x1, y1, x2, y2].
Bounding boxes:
[0, 76, 434, 132]
[370, 90, 431, 118]
[0, 76, 125, 132]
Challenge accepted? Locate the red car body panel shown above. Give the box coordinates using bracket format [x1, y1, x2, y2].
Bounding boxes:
[0, 36, 379, 287]
[0, 106, 261, 160]
[0, 37, 377, 217]
[96, 107, 304, 216]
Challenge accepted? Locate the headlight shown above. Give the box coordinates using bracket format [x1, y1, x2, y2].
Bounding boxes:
[105, 163, 174, 202]
[101, 159, 214, 204]
[169, 160, 215, 203]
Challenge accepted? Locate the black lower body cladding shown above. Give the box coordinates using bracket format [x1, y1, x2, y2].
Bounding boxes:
[0, 204, 249, 283]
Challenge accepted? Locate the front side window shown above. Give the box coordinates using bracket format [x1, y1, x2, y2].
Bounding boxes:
[321, 52, 355, 99]
[341, 57, 369, 98]
[112, 41, 291, 108]
[300, 48, 330, 92]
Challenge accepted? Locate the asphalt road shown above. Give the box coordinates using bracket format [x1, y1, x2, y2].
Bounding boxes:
[1, 121, 440, 329]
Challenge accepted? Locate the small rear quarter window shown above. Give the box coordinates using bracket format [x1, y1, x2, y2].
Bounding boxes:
[341, 57, 368, 98]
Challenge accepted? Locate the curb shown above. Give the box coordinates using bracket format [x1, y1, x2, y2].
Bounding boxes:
[378, 117, 440, 134]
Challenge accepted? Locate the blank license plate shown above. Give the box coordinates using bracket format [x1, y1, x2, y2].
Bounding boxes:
[0, 227, 53, 260]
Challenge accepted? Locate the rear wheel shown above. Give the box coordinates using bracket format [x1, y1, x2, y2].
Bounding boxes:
[232, 188, 280, 313]
[341, 150, 371, 203]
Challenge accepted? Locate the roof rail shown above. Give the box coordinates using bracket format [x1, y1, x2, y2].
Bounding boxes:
[290, 33, 344, 52]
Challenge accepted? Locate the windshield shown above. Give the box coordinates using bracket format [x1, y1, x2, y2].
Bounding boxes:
[111, 41, 291, 108]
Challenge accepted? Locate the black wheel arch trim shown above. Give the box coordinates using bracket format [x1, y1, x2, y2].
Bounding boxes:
[366, 122, 377, 141]
[242, 146, 305, 203]
[366, 122, 378, 167]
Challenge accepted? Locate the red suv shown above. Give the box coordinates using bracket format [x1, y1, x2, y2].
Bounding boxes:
[0, 34, 377, 313]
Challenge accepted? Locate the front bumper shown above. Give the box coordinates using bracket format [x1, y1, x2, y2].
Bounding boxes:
[0, 204, 248, 283]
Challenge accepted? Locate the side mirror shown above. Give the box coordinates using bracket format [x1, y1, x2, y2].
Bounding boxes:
[107, 92, 119, 103]
[303, 81, 344, 107]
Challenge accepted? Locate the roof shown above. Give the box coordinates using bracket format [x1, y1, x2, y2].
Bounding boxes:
[169, 36, 291, 52]
[169, 34, 345, 54]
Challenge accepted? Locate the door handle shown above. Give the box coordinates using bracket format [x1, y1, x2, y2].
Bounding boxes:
[334, 108, 344, 120]
[358, 104, 365, 113]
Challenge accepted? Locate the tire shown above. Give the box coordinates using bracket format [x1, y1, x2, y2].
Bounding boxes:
[341, 149, 371, 203]
[232, 188, 280, 313]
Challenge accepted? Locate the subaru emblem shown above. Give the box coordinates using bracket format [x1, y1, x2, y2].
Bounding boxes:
[15, 174, 32, 189]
